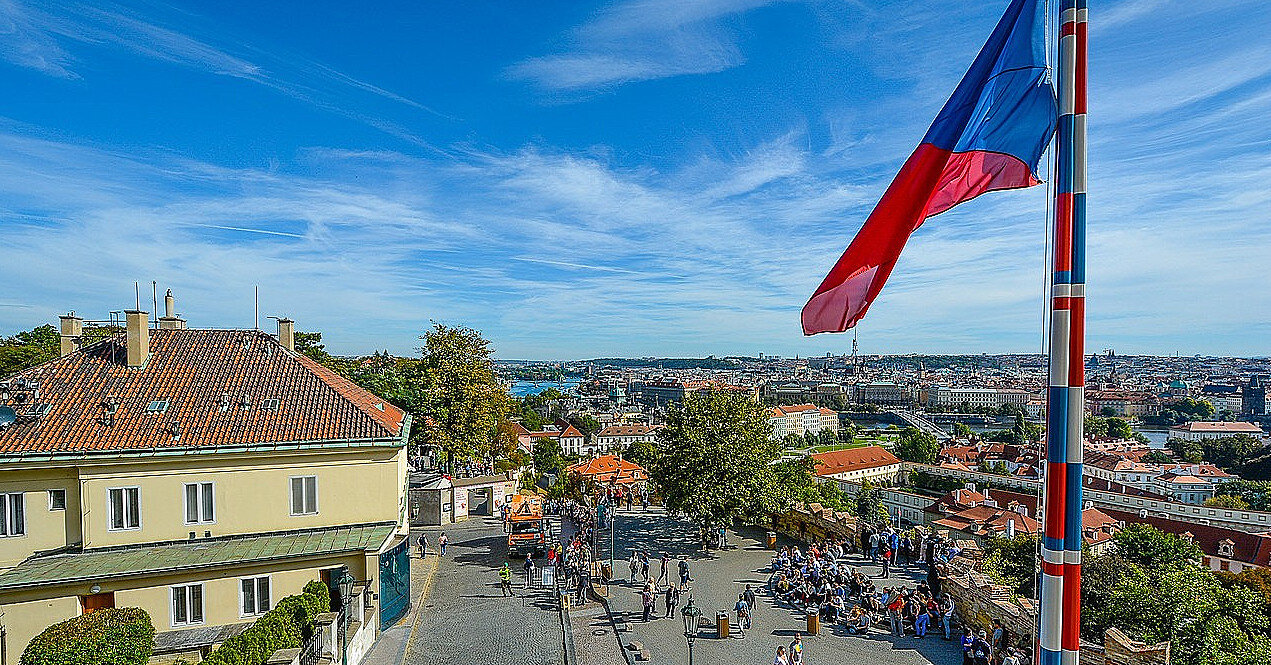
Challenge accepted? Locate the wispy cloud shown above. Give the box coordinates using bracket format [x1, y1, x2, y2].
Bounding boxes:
[508, 0, 790, 93]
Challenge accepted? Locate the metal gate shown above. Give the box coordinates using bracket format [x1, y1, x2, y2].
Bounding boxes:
[378, 538, 411, 629]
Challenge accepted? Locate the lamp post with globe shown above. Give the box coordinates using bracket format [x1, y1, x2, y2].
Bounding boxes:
[680, 597, 701, 665]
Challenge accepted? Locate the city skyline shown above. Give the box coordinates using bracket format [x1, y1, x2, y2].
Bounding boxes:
[1, 0, 1269, 359]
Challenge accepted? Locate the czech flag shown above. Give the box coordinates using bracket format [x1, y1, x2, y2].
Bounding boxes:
[801, 0, 1056, 335]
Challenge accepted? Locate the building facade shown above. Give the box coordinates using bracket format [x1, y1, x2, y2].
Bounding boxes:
[0, 310, 411, 657]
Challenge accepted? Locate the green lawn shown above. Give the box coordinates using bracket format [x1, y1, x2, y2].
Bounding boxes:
[809, 441, 873, 453]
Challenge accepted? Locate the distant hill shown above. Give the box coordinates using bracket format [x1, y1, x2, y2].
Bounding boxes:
[586, 357, 742, 370]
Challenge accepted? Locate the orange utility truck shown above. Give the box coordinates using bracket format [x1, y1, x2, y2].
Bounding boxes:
[506, 494, 547, 558]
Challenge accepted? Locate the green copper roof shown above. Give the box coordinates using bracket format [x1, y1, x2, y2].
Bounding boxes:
[0, 522, 396, 591]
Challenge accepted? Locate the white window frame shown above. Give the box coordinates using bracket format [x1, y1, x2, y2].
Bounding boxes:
[239, 575, 272, 617]
[170, 583, 204, 627]
[0, 492, 25, 537]
[183, 482, 215, 525]
[48, 489, 67, 511]
[107, 486, 142, 531]
[289, 476, 318, 516]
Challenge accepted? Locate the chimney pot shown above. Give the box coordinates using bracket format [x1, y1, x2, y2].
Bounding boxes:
[158, 289, 186, 329]
[277, 318, 295, 352]
[58, 313, 83, 356]
[125, 310, 149, 367]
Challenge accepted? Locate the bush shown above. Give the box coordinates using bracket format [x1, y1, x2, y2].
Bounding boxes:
[203, 581, 331, 665]
[21, 607, 155, 665]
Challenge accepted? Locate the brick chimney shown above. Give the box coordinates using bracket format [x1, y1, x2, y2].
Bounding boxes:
[58, 313, 82, 356]
[277, 318, 295, 352]
[158, 289, 186, 330]
[125, 310, 149, 367]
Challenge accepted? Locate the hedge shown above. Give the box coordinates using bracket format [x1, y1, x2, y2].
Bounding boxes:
[20, 607, 155, 665]
[202, 580, 331, 665]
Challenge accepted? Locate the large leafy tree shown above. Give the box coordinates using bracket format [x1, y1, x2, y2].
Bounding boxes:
[895, 427, 940, 464]
[1211, 480, 1271, 511]
[1113, 523, 1203, 570]
[0, 324, 59, 379]
[855, 478, 888, 525]
[651, 390, 785, 539]
[416, 323, 513, 466]
[981, 533, 1040, 597]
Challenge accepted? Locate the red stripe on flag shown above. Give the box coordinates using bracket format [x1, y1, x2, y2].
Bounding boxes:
[1075, 23, 1088, 114]
[1060, 21, 1077, 38]
[1062, 567, 1082, 650]
[1068, 298, 1085, 385]
[1042, 561, 1065, 577]
[1052, 296, 1071, 311]
[1045, 462, 1067, 540]
[1054, 194, 1073, 272]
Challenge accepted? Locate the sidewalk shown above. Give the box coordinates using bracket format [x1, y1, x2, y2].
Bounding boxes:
[361, 543, 440, 665]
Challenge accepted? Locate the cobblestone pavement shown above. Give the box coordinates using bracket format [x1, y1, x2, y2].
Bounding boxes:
[598, 508, 965, 665]
[400, 517, 566, 665]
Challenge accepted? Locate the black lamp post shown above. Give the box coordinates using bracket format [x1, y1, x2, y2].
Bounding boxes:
[336, 566, 356, 665]
[680, 597, 700, 665]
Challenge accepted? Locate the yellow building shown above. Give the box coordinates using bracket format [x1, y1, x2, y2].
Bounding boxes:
[0, 305, 411, 658]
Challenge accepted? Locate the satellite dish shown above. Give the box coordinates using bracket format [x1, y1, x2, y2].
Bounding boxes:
[0, 406, 16, 428]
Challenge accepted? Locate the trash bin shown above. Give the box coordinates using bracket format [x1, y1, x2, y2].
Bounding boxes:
[601, 563, 612, 580]
[806, 609, 820, 636]
[766, 531, 778, 549]
[716, 611, 730, 639]
[560, 591, 570, 611]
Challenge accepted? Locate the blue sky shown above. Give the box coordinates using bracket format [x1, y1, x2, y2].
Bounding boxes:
[1, 0, 1268, 359]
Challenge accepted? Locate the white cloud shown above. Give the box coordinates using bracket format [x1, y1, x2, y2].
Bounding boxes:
[508, 0, 790, 92]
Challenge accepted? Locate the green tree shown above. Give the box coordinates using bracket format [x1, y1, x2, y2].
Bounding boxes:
[895, 427, 940, 464]
[416, 323, 512, 467]
[1113, 523, 1203, 570]
[293, 331, 330, 362]
[0, 324, 59, 379]
[532, 437, 565, 476]
[651, 390, 784, 541]
[855, 478, 888, 525]
[1218, 567, 1271, 627]
[1107, 417, 1134, 439]
[1206, 435, 1262, 470]
[1204, 495, 1251, 510]
[1142, 450, 1173, 465]
[982, 533, 1039, 597]
[1209, 480, 1271, 511]
[1085, 414, 1110, 438]
[567, 413, 601, 438]
[952, 422, 974, 439]
[622, 438, 658, 470]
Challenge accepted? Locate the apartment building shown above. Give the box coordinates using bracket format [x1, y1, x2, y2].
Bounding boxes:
[0, 305, 411, 657]
[928, 387, 1032, 410]
[592, 424, 657, 456]
[769, 404, 839, 439]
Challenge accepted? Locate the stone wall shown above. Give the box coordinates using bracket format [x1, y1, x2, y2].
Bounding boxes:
[937, 554, 1170, 665]
[772, 503, 859, 547]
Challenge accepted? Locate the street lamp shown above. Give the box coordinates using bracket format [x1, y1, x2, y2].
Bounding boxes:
[680, 597, 701, 665]
[336, 566, 356, 665]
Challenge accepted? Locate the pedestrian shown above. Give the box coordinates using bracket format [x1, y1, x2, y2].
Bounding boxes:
[438, 532, 448, 556]
[991, 620, 1006, 664]
[743, 584, 757, 616]
[735, 593, 751, 631]
[641, 585, 655, 622]
[869, 531, 880, 562]
[640, 551, 650, 583]
[664, 585, 679, 618]
[788, 633, 803, 665]
[773, 646, 789, 665]
[629, 551, 639, 582]
[880, 546, 892, 579]
[971, 629, 992, 665]
[658, 552, 670, 585]
[678, 558, 691, 590]
[418, 532, 427, 557]
[961, 627, 975, 665]
[915, 601, 930, 637]
[941, 594, 956, 640]
[524, 556, 535, 589]
[499, 563, 513, 597]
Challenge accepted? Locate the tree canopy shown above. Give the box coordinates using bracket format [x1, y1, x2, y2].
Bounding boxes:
[0, 324, 59, 379]
[651, 390, 789, 537]
[894, 427, 940, 464]
[415, 324, 513, 465]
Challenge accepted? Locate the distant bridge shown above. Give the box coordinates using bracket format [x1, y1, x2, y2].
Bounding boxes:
[887, 409, 953, 441]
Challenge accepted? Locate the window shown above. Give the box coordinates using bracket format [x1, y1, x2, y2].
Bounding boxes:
[108, 487, 141, 530]
[260, 398, 280, 412]
[146, 400, 169, 414]
[0, 493, 25, 537]
[290, 476, 318, 515]
[171, 583, 204, 626]
[184, 483, 214, 524]
[48, 489, 66, 511]
[240, 576, 271, 616]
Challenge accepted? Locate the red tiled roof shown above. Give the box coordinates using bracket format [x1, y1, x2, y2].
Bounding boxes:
[0, 329, 405, 456]
[598, 425, 654, 437]
[812, 445, 901, 476]
[565, 454, 647, 484]
[1100, 507, 1271, 567]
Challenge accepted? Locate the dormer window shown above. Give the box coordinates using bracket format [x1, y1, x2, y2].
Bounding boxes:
[1219, 540, 1235, 557]
[260, 398, 280, 412]
[146, 400, 169, 414]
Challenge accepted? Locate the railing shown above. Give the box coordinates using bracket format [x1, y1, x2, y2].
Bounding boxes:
[299, 635, 323, 665]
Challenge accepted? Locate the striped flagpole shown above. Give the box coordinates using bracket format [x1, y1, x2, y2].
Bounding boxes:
[1040, 1, 1087, 664]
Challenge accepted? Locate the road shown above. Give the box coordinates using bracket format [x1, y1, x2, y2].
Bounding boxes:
[591, 507, 965, 665]
[374, 517, 568, 665]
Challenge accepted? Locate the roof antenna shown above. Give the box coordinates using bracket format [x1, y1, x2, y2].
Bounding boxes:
[134, 281, 141, 310]
[254, 285, 259, 331]
[151, 281, 158, 329]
